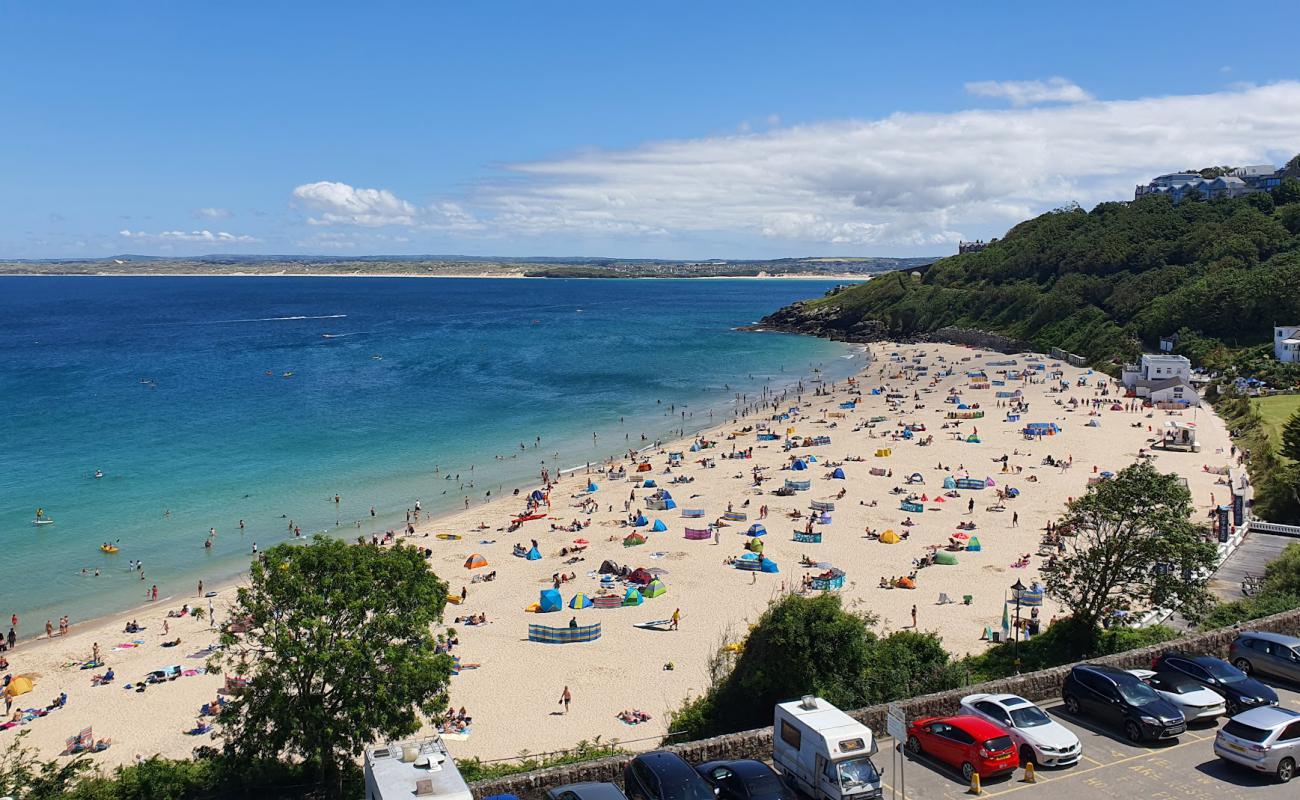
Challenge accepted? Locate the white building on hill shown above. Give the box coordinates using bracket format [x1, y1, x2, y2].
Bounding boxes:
[1275, 325, 1300, 363]
[1122, 353, 1198, 405]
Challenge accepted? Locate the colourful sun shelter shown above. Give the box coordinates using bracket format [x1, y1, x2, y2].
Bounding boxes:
[643, 579, 667, 598]
[464, 553, 488, 569]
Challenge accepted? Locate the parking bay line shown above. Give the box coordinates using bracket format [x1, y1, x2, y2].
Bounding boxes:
[973, 736, 1207, 798]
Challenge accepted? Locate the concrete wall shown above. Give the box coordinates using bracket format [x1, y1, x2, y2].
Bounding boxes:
[469, 608, 1300, 800]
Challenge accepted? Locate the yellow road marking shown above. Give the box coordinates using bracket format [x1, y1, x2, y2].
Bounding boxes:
[973, 735, 1207, 797]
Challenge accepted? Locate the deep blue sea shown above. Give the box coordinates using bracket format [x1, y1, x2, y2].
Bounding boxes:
[0, 276, 859, 635]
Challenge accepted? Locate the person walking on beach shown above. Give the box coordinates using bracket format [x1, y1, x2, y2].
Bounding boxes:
[670, 608, 681, 630]
[45, 619, 53, 638]
[911, 605, 918, 629]
[1012, 511, 1019, 527]
[560, 685, 572, 714]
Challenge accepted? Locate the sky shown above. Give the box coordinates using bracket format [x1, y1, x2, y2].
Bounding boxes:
[4, 1, 1300, 260]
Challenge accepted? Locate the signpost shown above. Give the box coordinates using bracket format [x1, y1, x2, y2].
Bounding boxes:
[886, 704, 907, 800]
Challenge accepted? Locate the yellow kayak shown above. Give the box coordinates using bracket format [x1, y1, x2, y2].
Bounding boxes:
[100, 545, 119, 554]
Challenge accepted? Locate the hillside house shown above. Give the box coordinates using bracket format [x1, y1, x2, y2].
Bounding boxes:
[1276, 325, 1300, 363]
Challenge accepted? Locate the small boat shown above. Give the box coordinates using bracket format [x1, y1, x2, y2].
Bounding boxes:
[101, 544, 119, 553]
[94, 469, 104, 479]
[282, 372, 294, 378]
[32, 518, 54, 526]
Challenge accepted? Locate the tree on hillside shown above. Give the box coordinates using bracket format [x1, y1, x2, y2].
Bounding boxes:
[1283, 204, 1300, 236]
[1042, 462, 1218, 630]
[213, 537, 452, 797]
[1274, 177, 1300, 206]
[0, 731, 90, 800]
[1282, 410, 1300, 463]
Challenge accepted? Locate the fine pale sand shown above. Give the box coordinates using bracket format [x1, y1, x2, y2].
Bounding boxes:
[2, 343, 1236, 770]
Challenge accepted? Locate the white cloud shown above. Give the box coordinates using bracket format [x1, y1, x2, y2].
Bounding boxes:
[291, 180, 482, 232]
[964, 77, 1094, 106]
[461, 81, 1300, 247]
[119, 229, 259, 244]
[193, 207, 233, 219]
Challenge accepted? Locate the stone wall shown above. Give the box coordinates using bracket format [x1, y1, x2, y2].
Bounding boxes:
[923, 327, 1034, 355]
[470, 608, 1300, 800]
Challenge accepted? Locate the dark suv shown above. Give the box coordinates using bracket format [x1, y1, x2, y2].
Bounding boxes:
[1151, 652, 1278, 715]
[624, 752, 719, 800]
[1062, 664, 1185, 743]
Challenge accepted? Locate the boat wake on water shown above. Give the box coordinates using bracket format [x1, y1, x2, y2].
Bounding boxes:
[186, 314, 349, 325]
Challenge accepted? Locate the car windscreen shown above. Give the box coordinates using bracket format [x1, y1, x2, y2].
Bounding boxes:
[1156, 673, 1203, 694]
[1008, 705, 1052, 727]
[744, 774, 784, 800]
[660, 770, 716, 800]
[983, 736, 1013, 752]
[1222, 720, 1272, 743]
[1202, 659, 1247, 683]
[1116, 680, 1161, 706]
[836, 757, 879, 790]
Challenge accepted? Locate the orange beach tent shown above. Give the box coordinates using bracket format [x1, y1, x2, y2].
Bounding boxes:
[464, 554, 488, 569]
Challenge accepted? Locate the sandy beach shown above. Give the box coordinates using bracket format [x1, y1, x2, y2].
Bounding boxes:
[1, 342, 1236, 770]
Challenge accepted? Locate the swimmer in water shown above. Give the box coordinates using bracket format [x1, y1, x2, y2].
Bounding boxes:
[94, 469, 103, 479]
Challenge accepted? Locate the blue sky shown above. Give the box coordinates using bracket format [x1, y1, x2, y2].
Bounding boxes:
[4, 1, 1300, 260]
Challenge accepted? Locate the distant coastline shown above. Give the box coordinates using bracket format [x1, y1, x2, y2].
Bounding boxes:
[0, 254, 935, 280]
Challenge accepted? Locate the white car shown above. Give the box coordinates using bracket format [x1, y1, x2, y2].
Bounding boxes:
[1128, 669, 1226, 722]
[959, 693, 1081, 767]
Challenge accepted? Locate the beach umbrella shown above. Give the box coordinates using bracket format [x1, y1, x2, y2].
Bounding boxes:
[646, 567, 669, 576]
[1001, 600, 1011, 641]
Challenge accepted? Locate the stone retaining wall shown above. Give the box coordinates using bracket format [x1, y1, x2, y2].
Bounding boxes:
[470, 609, 1300, 800]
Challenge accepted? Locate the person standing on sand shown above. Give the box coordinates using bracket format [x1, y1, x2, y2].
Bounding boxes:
[670, 608, 680, 630]
[45, 619, 53, 638]
[560, 685, 572, 714]
[911, 605, 917, 629]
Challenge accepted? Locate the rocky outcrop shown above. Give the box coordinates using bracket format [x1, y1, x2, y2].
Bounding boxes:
[750, 303, 1033, 355]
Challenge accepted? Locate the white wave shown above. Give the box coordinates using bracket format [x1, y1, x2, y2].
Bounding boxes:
[205, 314, 348, 324]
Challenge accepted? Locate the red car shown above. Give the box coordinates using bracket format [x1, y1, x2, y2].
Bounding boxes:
[905, 715, 1019, 781]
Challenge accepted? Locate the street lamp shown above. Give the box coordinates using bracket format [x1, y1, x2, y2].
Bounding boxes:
[1011, 578, 1025, 673]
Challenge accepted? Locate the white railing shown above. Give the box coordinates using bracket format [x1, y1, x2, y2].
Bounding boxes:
[1248, 520, 1300, 537]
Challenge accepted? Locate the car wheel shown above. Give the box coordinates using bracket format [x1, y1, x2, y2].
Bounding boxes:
[1232, 657, 1252, 675]
[1278, 758, 1295, 784]
[1124, 721, 1143, 744]
[906, 735, 922, 755]
[1020, 745, 1037, 767]
[1064, 694, 1080, 715]
[1226, 699, 1240, 716]
[961, 762, 975, 782]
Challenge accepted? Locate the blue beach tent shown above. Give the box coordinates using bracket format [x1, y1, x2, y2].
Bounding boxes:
[831, 467, 846, 479]
[747, 523, 767, 537]
[525, 545, 542, 560]
[650, 519, 668, 532]
[538, 589, 563, 613]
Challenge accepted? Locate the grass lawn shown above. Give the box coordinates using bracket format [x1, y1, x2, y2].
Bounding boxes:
[1253, 394, 1300, 448]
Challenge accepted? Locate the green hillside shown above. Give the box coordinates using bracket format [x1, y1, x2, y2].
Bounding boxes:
[767, 179, 1300, 375]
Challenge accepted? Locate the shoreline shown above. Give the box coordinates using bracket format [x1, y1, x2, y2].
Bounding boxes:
[1, 339, 1236, 768]
[0, 272, 874, 281]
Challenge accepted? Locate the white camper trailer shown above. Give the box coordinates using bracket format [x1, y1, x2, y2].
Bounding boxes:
[772, 696, 883, 800]
[364, 736, 472, 800]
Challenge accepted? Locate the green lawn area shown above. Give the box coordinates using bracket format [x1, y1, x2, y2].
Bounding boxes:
[1254, 394, 1300, 446]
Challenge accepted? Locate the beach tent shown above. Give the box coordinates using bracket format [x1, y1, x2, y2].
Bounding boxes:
[4, 676, 33, 698]
[807, 455, 817, 463]
[586, 482, 599, 493]
[622, 587, 644, 606]
[464, 554, 488, 570]
[569, 592, 593, 609]
[650, 519, 668, 532]
[746, 538, 764, 554]
[879, 530, 901, 544]
[623, 532, 647, 547]
[643, 479, 657, 488]
[966, 537, 982, 552]
[791, 459, 807, 471]
[631, 513, 648, 527]
[934, 551, 959, 566]
[831, 467, 846, 479]
[760, 558, 780, 574]
[627, 567, 654, 585]
[525, 545, 542, 561]
[943, 476, 957, 490]
[538, 589, 563, 613]
[747, 523, 767, 537]
[598, 559, 621, 574]
[643, 579, 667, 598]
[530, 490, 546, 503]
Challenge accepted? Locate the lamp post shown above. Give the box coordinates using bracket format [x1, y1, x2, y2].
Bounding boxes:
[1011, 578, 1025, 673]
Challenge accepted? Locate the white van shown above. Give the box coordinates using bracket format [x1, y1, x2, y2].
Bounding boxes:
[772, 696, 883, 800]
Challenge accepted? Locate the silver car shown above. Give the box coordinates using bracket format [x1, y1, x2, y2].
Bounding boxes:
[1214, 706, 1300, 783]
[1230, 631, 1300, 684]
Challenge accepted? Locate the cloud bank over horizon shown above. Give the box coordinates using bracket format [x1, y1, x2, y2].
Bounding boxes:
[288, 81, 1300, 254]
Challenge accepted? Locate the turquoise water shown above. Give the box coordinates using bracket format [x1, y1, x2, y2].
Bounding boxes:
[0, 276, 859, 635]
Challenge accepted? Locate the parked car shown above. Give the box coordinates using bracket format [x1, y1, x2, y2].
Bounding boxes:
[1127, 669, 1227, 723]
[1230, 631, 1300, 684]
[1151, 652, 1279, 714]
[1061, 664, 1185, 743]
[624, 752, 719, 800]
[696, 760, 787, 800]
[549, 784, 631, 800]
[904, 715, 1018, 781]
[958, 693, 1081, 767]
[1213, 705, 1300, 783]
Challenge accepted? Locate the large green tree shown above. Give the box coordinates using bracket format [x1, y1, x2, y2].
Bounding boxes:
[1281, 410, 1300, 462]
[213, 537, 451, 797]
[1042, 462, 1218, 630]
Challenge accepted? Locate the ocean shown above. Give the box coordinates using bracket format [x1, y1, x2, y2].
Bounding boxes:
[0, 276, 860, 635]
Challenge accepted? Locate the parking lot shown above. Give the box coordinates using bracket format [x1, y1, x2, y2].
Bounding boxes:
[875, 681, 1300, 799]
